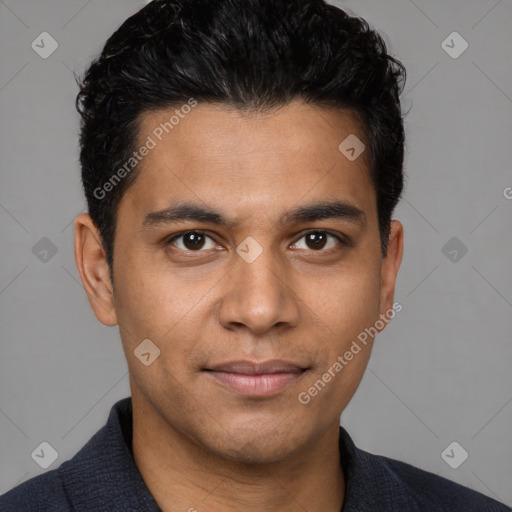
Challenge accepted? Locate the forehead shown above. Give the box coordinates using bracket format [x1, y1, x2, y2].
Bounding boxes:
[120, 100, 376, 225]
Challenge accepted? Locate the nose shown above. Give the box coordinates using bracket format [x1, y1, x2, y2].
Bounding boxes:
[218, 246, 301, 335]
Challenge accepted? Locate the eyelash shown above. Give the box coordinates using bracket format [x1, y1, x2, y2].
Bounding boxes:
[165, 230, 348, 253]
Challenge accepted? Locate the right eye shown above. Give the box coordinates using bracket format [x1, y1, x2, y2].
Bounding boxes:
[165, 230, 218, 252]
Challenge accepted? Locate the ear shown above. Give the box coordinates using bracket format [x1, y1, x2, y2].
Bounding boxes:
[74, 213, 118, 326]
[377, 220, 404, 330]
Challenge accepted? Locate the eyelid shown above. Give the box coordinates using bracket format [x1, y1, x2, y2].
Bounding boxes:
[291, 229, 349, 250]
[295, 229, 348, 243]
[165, 230, 217, 249]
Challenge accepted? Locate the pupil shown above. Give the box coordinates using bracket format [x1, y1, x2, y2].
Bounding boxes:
[307, 232, 326, 250]
[184, 232, 204, 250]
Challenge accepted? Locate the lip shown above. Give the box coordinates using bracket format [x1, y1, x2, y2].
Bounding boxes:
[204, 360, 308, 398]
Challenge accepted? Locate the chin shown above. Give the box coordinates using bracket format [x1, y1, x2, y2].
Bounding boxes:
[203, 421, 309, 466]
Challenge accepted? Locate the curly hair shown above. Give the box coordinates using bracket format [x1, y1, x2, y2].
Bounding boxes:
[75, 0, 407, 277]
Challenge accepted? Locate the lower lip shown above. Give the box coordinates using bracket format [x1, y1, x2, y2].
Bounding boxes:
[205, 371, 305, 397]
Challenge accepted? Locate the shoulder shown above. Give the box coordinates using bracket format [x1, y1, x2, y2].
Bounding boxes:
[0, 397, 159, 512]
[0, 468, 72, 512]
[0, 397, 130, 512]
[339, 426, 510, 511]
[374, 452, 510, 511]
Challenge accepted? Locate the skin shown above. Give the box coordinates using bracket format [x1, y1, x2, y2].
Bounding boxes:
[74, 100, 403, 512]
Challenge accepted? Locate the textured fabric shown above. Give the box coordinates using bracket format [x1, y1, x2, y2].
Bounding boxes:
[1, 397, 510, 511]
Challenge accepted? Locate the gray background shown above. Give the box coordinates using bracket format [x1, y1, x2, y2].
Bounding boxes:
[1, 0, 511, 506]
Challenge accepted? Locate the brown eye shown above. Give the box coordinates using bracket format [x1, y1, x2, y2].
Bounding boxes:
[167, 231, 216, 251]
[305, 232, 328, 250]
[291, 231, 345, 252]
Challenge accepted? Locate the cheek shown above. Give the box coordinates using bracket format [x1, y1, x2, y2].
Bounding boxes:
[309, 258, 382, 340]
[297, 256, 381, 401]
[112, 255, 220, 389]
[298, 276, 379, 420]
[112, 250, 193, 337]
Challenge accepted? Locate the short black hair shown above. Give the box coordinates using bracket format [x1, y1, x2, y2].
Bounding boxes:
[76, 0, 407, 278]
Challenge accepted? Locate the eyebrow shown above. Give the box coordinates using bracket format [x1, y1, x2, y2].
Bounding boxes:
[142, 200, 366, 230]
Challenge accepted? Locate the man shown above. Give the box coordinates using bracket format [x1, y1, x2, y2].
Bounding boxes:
[2, 0, 509, 510]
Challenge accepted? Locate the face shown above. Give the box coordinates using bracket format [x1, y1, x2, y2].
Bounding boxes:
[75, 100, 403, 464]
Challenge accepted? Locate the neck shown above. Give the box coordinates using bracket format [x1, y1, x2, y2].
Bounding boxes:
[131, 400, 345, 512]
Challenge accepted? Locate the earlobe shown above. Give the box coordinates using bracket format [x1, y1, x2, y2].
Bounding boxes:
[377, 220, 404, 331]
[74, 213, 118, 326]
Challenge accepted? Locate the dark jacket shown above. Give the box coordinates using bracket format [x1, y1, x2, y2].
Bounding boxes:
[1, 397, 510, 511]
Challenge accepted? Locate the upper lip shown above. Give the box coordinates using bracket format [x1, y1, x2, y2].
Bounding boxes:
[205, 360, 307, 375]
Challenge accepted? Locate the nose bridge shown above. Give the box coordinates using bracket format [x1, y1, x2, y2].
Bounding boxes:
[237, 239, 282, 292]
[218, 236, 300, 333]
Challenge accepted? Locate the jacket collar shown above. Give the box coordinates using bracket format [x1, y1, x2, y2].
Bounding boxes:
[58, 396, 419, 512]
[338, 422, 421, 511]
[59, 397, 161, 511]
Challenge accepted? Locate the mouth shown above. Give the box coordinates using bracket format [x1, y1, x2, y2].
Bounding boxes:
[203, 360, 309, 398]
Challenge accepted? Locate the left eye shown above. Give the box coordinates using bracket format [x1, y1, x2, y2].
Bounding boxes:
[291, 231, 344, 251]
